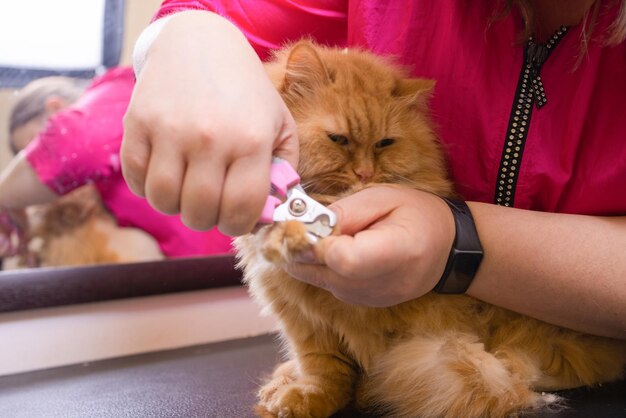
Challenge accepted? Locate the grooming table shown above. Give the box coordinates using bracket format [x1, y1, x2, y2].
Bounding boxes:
[0, 333, 624, 417]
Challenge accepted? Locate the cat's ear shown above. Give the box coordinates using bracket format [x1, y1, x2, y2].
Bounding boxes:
[394, 78, 436, 109]
[283, 41, 330, 96]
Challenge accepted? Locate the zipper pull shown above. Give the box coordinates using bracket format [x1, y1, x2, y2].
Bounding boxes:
[526, 39, 548, 109]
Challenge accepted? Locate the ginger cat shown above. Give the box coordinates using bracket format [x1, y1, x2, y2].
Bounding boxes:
[235, 41, 626, 418]
[4, 186, 162, 269]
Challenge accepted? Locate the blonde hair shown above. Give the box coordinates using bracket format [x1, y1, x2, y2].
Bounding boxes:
[9, 76, 89, 153]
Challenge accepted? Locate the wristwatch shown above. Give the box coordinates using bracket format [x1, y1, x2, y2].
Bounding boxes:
[433, 199, 484, 294]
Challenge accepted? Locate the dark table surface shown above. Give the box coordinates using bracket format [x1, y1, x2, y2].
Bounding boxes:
[0, 333, 624, 418]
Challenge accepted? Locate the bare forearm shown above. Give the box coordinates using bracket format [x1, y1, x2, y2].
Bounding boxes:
[466, 202, 626, 339]
[0, 154, 57, 209]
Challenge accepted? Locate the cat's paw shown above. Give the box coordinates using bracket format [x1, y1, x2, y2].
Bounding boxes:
[258, 382, 333, 418]
[260, 221, 312, 265]
[258, 360, 298, 405]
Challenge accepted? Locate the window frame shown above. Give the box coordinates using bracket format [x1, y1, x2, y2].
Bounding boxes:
[0, 0, 125, 88]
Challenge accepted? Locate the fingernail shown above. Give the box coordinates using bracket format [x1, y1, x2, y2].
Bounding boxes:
[294, 249, 318, 264]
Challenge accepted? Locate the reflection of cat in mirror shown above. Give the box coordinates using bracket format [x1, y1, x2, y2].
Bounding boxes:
[235, 41, 626, 418]
[4, 185, 162, 269]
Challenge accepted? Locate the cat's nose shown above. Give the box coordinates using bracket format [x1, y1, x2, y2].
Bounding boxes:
[353, 168, 373, 183]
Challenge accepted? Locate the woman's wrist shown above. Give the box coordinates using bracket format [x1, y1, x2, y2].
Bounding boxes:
[133, 14, 175, 76]
[432, 199, 484, 294]
[134, 10, 248, 77]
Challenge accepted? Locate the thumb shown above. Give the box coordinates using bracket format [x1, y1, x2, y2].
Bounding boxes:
[327, 186, 398, 236]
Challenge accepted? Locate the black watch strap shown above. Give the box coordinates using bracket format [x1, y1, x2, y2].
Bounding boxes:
[433, 199, 484, 294]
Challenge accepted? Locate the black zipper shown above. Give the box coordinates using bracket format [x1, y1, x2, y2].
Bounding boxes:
[494, 26, 569, 207]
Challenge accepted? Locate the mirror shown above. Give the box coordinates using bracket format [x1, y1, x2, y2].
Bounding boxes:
[0, 0, 236, 295]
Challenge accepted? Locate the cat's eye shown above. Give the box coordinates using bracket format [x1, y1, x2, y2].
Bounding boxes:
[328, 133, 349, 146]
[376, 138, 395, 148]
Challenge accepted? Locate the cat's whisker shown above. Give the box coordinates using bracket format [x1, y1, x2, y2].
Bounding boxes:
[306, 183, 337, 197]
[301, 172, 353, 196]
[299, 179, 318, 191]
[384, 173, 421, 187]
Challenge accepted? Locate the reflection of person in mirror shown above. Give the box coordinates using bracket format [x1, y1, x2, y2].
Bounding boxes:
[0, 68, 232, 269]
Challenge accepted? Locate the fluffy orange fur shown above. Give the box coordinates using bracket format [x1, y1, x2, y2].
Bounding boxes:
[6, 186, 162, 268]
[235, 41, 626, 418]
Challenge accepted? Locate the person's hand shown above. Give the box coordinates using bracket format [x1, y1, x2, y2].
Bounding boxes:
[0, 209, 28, 258]
[121, 11, 298, 235]
[285, 186, 455, 307]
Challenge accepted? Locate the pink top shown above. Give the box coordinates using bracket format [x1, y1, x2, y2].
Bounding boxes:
[156, 0, 626, 216]
[24, 67, 233, 257]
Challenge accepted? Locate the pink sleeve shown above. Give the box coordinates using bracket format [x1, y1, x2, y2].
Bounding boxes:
[23, 67, 135, 195]
[154, 0, 348, 60]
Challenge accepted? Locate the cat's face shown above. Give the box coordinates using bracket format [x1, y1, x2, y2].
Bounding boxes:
[268, 41, 453, 202]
